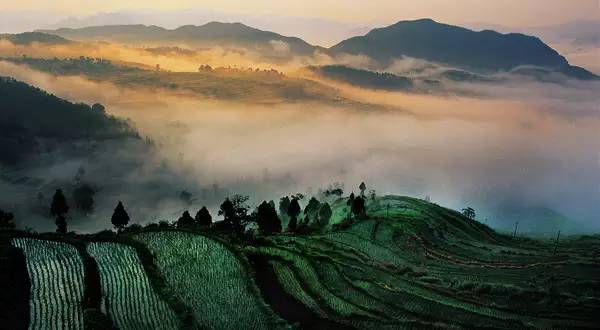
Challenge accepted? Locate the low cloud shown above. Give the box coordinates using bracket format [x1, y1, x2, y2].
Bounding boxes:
[1, 54, 599, 234]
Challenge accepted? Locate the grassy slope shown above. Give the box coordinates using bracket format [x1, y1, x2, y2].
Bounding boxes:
[251, 196, 599, 329]
[2, 57, 339, 103]
[1, 195, 598, 329]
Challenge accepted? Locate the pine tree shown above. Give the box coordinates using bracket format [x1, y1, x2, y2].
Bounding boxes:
[56, 216, 67, 234]
[50, 189, 69, 217]
[50, 189, 69, 233]
[195, 206, 212, 227]
[351, 196, 366, 218]
[257, 201, 282, 235]
[287, 198, 301, 232]
[317, 203, 332, 228]
[359, 182, 367, 196]
[347, 192, 355, 206]
[111, 201, 130, 230]
[176, 211, 194, 228]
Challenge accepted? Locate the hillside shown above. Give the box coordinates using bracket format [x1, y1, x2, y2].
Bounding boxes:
[38, 22, 319, 56]
[2, 57, 340, 103]
[0, 32, 73, 45]
[330, 19, 598, 80]
[308, 65, 414, 91]
[0, 76, 138, 163]
[1, 195, 598, 329]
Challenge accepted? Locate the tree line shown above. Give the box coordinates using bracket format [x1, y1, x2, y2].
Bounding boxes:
[1, 182, 375, 239]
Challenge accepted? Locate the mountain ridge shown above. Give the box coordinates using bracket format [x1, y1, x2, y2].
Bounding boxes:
[36, 19, 598, 80]
[331, 18, 597, 80]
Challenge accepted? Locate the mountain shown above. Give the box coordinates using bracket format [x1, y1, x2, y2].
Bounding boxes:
[331, 19, 598, 80]
[38, 22, 320, 56]
[0, 76, 138, 163]
[308, 65, 413, 91]
[0, 32, 73, 45]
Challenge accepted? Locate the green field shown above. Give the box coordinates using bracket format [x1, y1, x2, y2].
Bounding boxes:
[87, 242, 179, 329]
[11, 238, 86, 330]
[1, 195, 598, 329]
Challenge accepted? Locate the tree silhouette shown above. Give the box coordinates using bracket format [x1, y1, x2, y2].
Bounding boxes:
[347, 192, 355, 206]
[177, 211, 195, 228]
[50, 189, 69, 217]
[111, 201, 130, 230]
[50, 189, 69, 232]
[279, 196, 291, 219]
[287, 198, 301, 232]
[73, 184, 95, 213]
[359, 182, 367, 196]
[55, 216, 67, 234]
[317, 203, 332, 228]
[0, 208, 15, 229]
[219, 195, 250, 237]
[351, 196, 366, 218]
[91, 103, 105, 113]
[256, 201, 282, 235]
[303, 197, 321, 224]
[462, 207, 476, 219]
[195, 207, 212, 227]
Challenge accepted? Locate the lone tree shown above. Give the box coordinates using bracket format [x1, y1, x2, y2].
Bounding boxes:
[111, 201, 130, 231]
[303, 197, 321, 224]
[347, 192, 355, 206]
[287, 198, 301, 232]
[256, 201, 282, 235]
[55, 216, 67, 234]
[219, 195, 250, 237]
[73, 184, 95, 214]
[91, 103, 106, 113]
[359, 182, 367, 196]
[176, 211, 195, 228]
[462, 207, 476, 219]
[317, 203, 332, 229]
[0, 208, 15, 229]
[351, 196, 366, 219]
[50, 189, 69, 233]
[278, 196, 291, 220]
[195, 206, 212, 227]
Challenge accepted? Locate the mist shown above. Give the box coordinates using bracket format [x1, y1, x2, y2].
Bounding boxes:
[1, 59, 599, 234]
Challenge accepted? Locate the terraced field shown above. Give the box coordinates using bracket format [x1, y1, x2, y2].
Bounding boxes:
[134, 231, 286, 330]
[87, 242, 179, 329]
[1, 195, 598, 329]
[11, 238, 85, 330]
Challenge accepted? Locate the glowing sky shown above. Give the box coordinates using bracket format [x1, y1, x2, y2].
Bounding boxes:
[3, 0, 599, 26]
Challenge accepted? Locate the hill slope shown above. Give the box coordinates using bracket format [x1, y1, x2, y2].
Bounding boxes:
[0, 76, 138, 163]
[38, 22, 319, 55]
[331, 19, 598, 80]
[1, 196, 598, 329]
[0, 32, 73, 45]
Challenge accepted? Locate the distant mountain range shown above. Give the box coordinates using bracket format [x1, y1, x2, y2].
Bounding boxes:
[38, 22, 319, 56]
[22, 19, 600, 80]
[330, 19, 597, 80]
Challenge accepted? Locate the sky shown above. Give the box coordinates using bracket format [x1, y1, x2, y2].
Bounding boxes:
[2, 0, 598, 27]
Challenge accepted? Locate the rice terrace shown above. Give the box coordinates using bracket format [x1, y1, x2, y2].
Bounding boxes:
[1, 0, 599, 329]
[1, 195, 598, 329]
